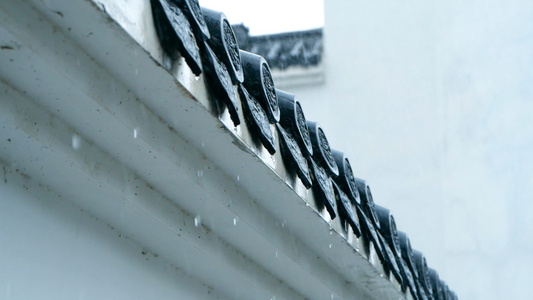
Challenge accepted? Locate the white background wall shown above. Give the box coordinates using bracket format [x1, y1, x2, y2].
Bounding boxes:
[287, 1, 533, 299]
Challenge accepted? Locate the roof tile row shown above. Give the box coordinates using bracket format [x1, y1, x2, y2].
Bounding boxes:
[150, 1, 456, 299]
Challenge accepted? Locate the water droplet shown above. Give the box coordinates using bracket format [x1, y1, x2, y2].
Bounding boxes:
[329, 244, 332, 248]
[233, 217, 238, 226]
[133, 128, 138, 139]
[194, 215, 201, 227]
[270, 297, 276, 300]
[331, 293, 334, 299]
[275, 250, 278, 258]
[71, 134, 81, 150]
[195, 75, 201, 81]
[197, 170, 203, 177]
[236, 175, 240, 181]
[281, 221, 285, 229]
[201, 142, 205, 148]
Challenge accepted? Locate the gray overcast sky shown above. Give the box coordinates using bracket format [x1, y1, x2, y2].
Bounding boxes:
[199, 0, 324, 35]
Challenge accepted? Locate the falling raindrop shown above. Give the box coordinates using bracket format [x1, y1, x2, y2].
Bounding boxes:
[194, 215, 201, 227]
[133, 128, 138, 139]
[72, 134, 81, 150]
[201, 142, 205, 148]
[331, 293, 334, 299]
[197, 170, 203, 177]
[233, 217, 238, 226]
[275, 250, 278, 258]
[329, 244, 332, 248]
[236, 175, 240, 181]
[135, 69, 139, 75]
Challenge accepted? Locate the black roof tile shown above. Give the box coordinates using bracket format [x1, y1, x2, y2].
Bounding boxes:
[233, 24, 323, 70]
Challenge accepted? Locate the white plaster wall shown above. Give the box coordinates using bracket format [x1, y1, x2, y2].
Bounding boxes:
[286, 1, 533, 299]
[0, 163, 223, 300]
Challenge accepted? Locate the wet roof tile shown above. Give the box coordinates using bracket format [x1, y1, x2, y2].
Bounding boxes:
[233, 24, 323, 70]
